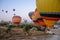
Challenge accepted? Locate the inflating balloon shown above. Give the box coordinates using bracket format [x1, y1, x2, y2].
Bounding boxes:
[29, 11, 39, 26]
[36, 0, 60, 29]
[29, 11, 38, 26]
[12, 16, 21, 26]
[29, 9, 46, 28]
[29, 11, 34, 19]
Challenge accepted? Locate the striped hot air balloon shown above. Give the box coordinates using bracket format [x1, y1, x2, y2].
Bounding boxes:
[29, 11, 39, 26]
[12, 16, 21, 26]
[34, 9, 46, 28]
[36, 0, 60, 29]
[29, 9, 46, 28]
[29, 11, 38, 26]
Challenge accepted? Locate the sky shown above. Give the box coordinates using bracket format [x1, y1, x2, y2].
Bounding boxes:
[0, 0, 36, 23]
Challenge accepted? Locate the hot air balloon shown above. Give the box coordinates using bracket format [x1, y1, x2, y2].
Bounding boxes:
[5, 11, 8, 13]
[35, 9, 46, 28]
[29, 11, 39, 26]
[13, 9, 15, 11]
[12, 16, 21, 26]
[29, 11, 38, 26]
[36, 0, 60, 29]
[29, 9, 46, 28]
[29, 9, 47, 31]
[2, 10, 4, 12]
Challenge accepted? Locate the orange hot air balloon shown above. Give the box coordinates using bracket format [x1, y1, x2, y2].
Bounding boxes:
[36, 0, 60, 29]
[29, 9, 46, 28]
[12, 16, 21, 26]
[32, 9, 46, 27]
[34, 9, 46, 28]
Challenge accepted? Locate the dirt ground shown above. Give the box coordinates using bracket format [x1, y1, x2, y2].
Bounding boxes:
[0, 27, 60, 40]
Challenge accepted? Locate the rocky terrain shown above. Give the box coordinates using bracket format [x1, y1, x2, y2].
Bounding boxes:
[0, 27, 60, 40]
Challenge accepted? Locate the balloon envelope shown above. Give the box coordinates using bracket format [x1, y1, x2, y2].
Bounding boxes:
[34, 9, 46, 27]
[29, 9, 46, 27]
[36, 0, 60, 28]
[36, 0, 60, 12]
[12, 16, 21, 26]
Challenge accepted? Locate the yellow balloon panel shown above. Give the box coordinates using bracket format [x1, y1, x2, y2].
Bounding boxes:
[36, 0, 60, 12]
[43, 19, 58, 29]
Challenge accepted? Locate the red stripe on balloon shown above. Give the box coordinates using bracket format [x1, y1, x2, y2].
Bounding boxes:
[38, 19, 46, 28]
[41, 16, 60, 20]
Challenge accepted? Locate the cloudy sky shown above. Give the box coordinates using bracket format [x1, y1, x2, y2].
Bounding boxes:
[0, 0, 36, 23]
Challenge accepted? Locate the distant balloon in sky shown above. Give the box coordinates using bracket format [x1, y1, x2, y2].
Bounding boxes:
[5, 11, 8, 13]
[13, 9, 15, 11]
[2, 10, 4, 12]
[12, 15, 21, 26]
[13, 13, 16, 16]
